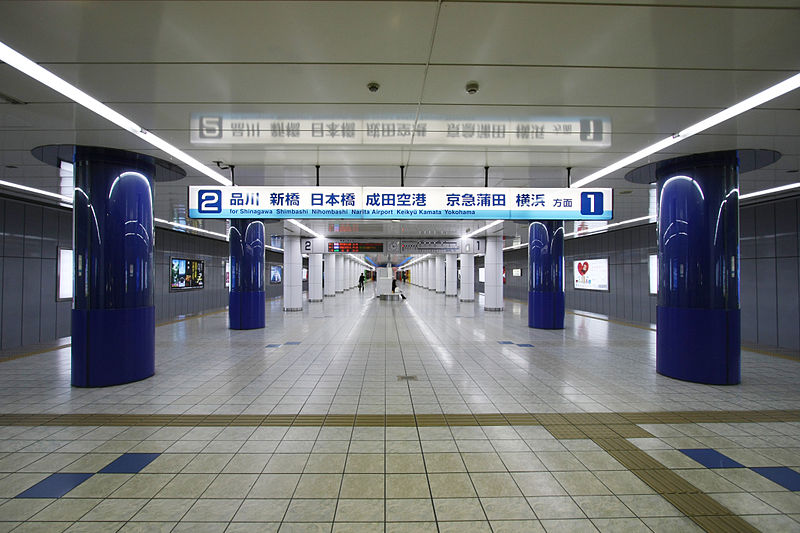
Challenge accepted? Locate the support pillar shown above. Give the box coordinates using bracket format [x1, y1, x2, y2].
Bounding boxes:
[283, 233, 302, 311]
[445, 254, 457, 296]
[70, 146, 163, 387]
[309, 254, 323, 302]
[459, 253, 475, 302]
[625, 149, 780, 385]
[324, 253, 336, 297]
[335, 254, 344, 293]
[485, 235, 504, 311]
[435, 255, 445, 293]
[229, 219, 266, 330]
[528, 221, 564, 329]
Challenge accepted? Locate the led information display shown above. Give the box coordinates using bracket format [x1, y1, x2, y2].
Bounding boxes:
[328, 242, 384, 253]
[189, 186, 612, 221]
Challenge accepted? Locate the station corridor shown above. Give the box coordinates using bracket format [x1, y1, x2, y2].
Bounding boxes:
[0, 285, 798, 533]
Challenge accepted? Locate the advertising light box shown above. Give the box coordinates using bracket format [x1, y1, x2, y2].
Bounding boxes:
[649, 255, 658, 295]
[171, 258, 204, 290]
[573, 259, 609, 291]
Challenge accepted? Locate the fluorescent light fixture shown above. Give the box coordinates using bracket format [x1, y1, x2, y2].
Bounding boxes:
[571, 72, 800, 188]
[463, 219, 503, 239]
[403, 254, 430, 268]
[740, 182, 800, 199]
[266, 245, 284, 252]
[502, 242, 528, 251]
[348, 253, 374, 270]
[565, 215, 655, 238]
[0, 39, 231, 186]
[154, 218, 228, 240]
[286, 219, 324, 239]
[0, 179, 72, 203]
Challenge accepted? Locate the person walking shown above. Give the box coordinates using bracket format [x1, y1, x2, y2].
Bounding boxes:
[358, 273, 365, 291]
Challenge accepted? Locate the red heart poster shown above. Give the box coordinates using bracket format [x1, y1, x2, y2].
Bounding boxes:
[577, 261, 589, 276]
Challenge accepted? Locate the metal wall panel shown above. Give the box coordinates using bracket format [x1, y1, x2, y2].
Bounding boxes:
[755, 204, 776, 258]
[740, 206, 756, 259]
[740, 258, 758, 344]
[23, 205, 42, 258]
[1, 257, 22, 349]
[3, 201, 24, 257]
[755, 257, 778, 347]
[775, 199, 798, 258]
[21, 258, 42, 346]
[776, 257, 800, 350]
[39, 257, 57, 341]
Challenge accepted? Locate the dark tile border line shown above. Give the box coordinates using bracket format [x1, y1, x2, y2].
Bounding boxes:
[0, 409, 797, 428]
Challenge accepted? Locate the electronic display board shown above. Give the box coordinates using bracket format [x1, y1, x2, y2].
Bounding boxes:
[327, 242, 384, 253]
[171, 258, 204, 290]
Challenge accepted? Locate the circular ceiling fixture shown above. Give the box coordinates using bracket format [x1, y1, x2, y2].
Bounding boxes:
[465, 81, 479, 95]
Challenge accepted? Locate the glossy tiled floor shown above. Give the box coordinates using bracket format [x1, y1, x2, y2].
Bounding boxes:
[0, 283, 798, 532]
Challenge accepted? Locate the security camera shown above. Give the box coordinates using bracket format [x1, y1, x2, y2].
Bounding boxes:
[465, 81, 479, 95]
[367, 82, 380, 93]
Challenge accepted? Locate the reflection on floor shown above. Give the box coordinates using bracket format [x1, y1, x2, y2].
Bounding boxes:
[0, 283, 798, 532]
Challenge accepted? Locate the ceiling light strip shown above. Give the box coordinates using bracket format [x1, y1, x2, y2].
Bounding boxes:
[0, 178, 72, 202]
[0, 40, 231, 186]
[286, 218, 324, 239]
[564, 215, 655, 238]
[740, 182, 800, 199]
[348, 253, 374, 270]
[571, 72, 800, 188]
[463, 219, 503, 239]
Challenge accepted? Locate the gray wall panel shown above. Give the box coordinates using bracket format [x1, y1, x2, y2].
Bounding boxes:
[740, 207, 756, 259]
[22, 258, 42, 346]
[774, 199, 798, 258]
[42, 211, 59, 259]
[740, 258, 758, 344]
[776, 257, 800, 350]
[2, 257, 23, 349]
[755, 257, 778, 347]
[755, 204, 776, 259]
[40, 257, 57, 341]
[4, 202, 24, 257]
[23, 205, 43, 258]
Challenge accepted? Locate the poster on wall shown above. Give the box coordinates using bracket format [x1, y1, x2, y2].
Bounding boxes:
[171, 258, 205, 290]
[302, 267, 308, 282]
[573, 258, 609, 291]
[270, 265, 283, 284]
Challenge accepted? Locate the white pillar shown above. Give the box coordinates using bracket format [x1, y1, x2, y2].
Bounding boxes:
[324, 253, 336, 297]
[445, 254, 457, 297]
[435, 255, 445, 293]
[484, 234, 504, 311]
[335, 254, 344, 292]
[423, 260, 430, 289]
[459, 253, 474, 302]
[283, 234, 303, 311]
[309, 254, 323, 302]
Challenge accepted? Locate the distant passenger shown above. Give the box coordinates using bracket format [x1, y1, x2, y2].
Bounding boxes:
[358, 273, 365, 291]
[392, 279, 397, 293]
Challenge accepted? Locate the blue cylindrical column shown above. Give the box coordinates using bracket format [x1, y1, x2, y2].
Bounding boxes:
[655, 152, 742, 385]
[528, 221, 565, 329]
[71, 146, 156, 387]
[627, 149, 780, 384]
[229, 219, 266, 329]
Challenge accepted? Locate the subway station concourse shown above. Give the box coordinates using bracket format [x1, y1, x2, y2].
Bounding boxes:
[0, 2, 800, 532]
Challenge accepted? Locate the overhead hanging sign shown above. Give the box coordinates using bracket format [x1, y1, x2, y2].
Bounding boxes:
[189, 186, 612, 221]
[190, 114, 611, 147]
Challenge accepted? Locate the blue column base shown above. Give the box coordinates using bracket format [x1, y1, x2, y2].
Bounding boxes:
[71, 306, 155, 387]
[528, 290, 565, 329]
[229, 291, 266, 330]
[657, 306, 740, 385]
